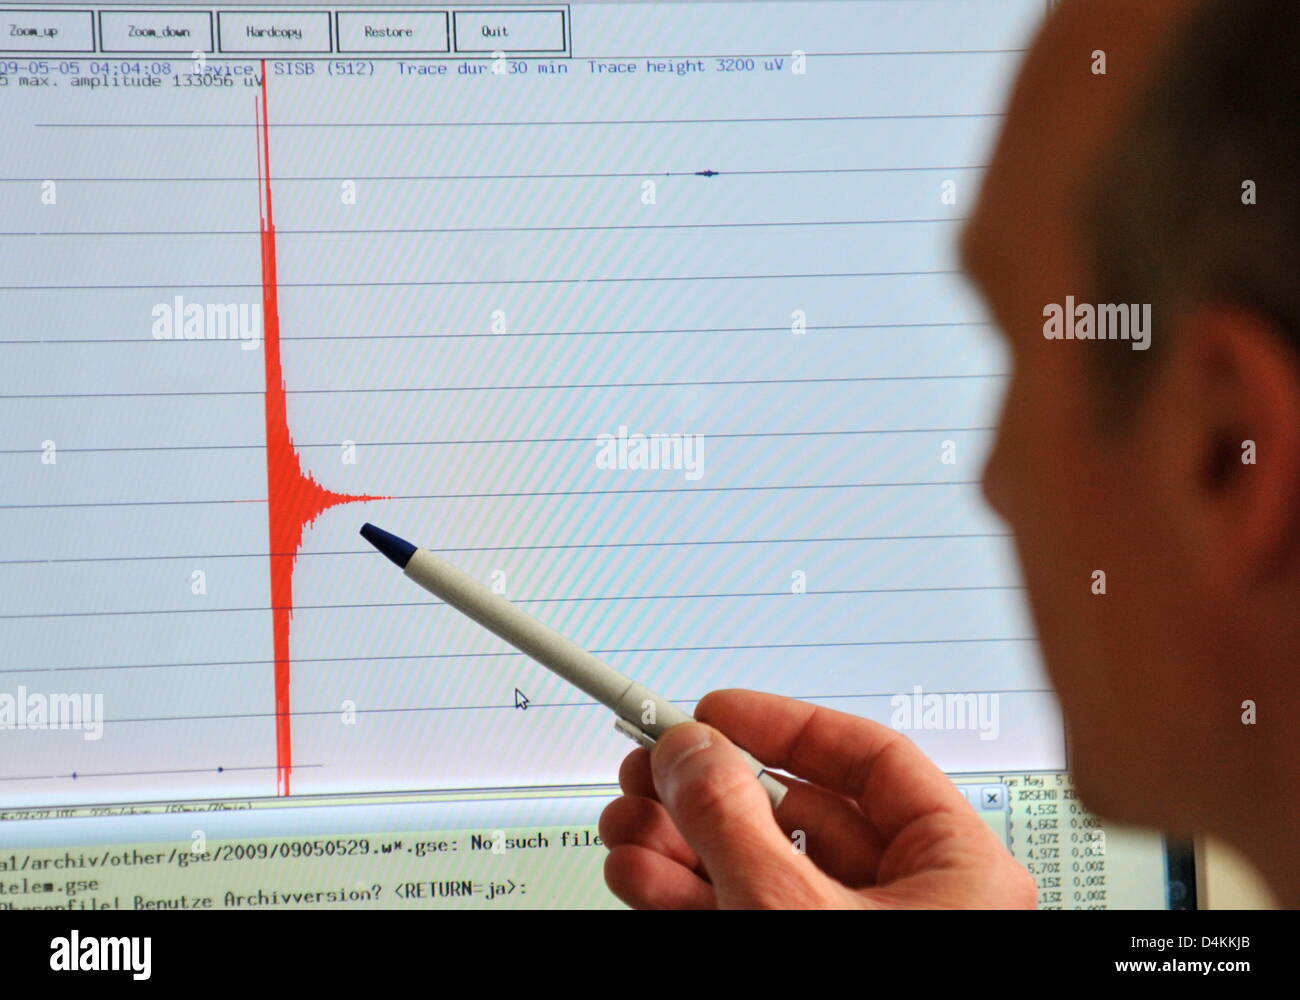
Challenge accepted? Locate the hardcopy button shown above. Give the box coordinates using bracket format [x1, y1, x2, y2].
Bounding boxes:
[218, 11, 332, 53]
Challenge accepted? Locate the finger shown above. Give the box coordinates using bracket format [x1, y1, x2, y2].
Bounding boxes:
[696, 690, 971, 842]
[650, 721, 838, 907]
[617, 747, 659, 801]
[860, 850, 1040, 909]
[598, 793, 702, 874]
[771, 773, 885, 887]
[603, 845, 717, 909]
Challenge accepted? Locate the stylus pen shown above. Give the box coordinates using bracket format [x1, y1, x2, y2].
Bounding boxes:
[359, 522, 787, 809]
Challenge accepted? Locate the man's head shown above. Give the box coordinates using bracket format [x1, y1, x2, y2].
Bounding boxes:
[962, 0, 1300, 869]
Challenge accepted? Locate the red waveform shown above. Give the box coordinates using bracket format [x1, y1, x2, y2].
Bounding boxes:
[256, 61, 384, 796]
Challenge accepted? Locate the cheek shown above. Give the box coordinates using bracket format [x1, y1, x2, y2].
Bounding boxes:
[982, 352, 1171, 795]
[985, 358, 1123, 641]
[994, 355, 1105, 529]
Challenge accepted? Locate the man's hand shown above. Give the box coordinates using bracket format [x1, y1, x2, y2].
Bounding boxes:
[600, 689, 1038, 909]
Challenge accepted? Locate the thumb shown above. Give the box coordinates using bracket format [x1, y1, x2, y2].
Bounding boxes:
[650, 722, 833, 907]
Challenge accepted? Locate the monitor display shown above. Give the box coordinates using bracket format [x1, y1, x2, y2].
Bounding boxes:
[0, 0, 1191, 910]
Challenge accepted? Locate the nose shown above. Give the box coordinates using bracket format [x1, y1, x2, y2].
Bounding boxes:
[980, 411, 1011, 520]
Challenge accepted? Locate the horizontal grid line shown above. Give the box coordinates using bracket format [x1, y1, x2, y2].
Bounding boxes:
[0, 531, 1013, 568]
[37, 111, 1008, 129]
[0, 164, 990, 184]
[0, 584, 1026, 622]
[0, 426, 997, 456]
[0, 372, 1006, 400]
[0, 764, 323, 783]
[0, 478, 984, 510]
[0, 216, 969, 238]
[1, 639, 1039, 678]
[0, 320, 995, 346]
[47, 684, 1054, 728]
[0, 266, 963, 292]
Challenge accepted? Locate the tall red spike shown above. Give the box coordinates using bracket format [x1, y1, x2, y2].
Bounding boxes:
[256, 61, 384, 795]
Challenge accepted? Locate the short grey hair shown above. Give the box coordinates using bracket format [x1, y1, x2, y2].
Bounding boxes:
[1083, 0, 1300, 401]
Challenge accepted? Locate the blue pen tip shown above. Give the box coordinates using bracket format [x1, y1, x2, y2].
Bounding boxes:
[360, 523, 417, 569]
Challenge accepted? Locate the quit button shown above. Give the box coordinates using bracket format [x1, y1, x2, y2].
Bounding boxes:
[453, 10, 567, 54]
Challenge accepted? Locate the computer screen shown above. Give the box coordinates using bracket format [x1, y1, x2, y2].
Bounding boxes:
[0, 0, 1192, 909]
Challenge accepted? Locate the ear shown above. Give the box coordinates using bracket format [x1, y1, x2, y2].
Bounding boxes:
[1156, 306, 1300, 589]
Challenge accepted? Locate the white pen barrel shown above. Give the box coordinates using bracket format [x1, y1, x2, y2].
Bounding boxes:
[613, 681, 691, 736]
[405, 547, 636, 708]
[404, 547, 787, 810]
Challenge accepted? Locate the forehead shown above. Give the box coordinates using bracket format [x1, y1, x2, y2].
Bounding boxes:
[959, 0, 1200, 316]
